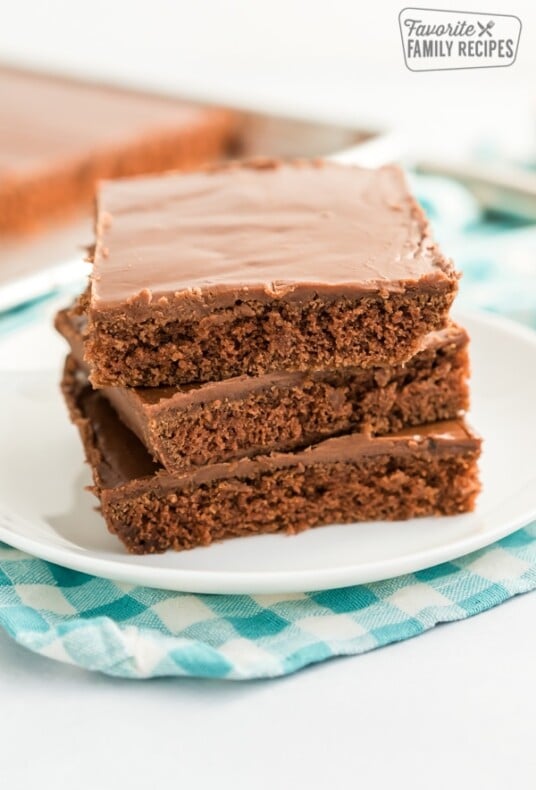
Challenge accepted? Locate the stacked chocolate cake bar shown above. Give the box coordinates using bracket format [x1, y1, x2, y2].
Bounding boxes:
[56, 160, 481, 554]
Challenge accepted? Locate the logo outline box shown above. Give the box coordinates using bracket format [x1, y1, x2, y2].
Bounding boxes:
[398, 7, 522, 72]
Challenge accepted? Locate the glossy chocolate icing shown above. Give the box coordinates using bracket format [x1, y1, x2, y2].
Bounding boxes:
[90, 160, 456, 316]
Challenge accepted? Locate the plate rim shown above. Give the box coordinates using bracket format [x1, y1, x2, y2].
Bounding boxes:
[0, 306, 535, 594]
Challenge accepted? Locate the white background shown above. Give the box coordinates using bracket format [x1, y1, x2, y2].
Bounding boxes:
[0, 0, 535, 158]
[0, 1, 535, 787]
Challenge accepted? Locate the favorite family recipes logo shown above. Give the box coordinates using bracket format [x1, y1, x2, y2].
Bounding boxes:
[399, 8, 521, 71]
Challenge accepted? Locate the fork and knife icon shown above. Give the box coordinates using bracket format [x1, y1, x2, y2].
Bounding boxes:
[478, 20, 495, 37]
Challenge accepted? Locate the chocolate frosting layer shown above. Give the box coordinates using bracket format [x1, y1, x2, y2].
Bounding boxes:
[90, 160, 456, 314]
[66, 358, 480, 496]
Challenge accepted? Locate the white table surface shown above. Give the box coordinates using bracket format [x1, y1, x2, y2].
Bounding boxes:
[0, 593, 534, 789]
[1, 2, 535, 783]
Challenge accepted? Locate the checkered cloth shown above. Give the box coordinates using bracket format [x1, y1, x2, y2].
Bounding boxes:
[0, 526, 534, 679]
[0, 173, 535, 678]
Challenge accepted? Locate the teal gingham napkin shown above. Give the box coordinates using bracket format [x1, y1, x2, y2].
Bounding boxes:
[0, 174, 535, 679]
[0, 527, 535, 679]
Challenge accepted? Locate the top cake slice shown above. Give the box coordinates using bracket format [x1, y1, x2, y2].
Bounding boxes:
[85, 160, 458, 387]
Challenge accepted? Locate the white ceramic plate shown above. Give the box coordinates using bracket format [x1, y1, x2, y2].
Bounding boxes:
[0, 307, 535, 594]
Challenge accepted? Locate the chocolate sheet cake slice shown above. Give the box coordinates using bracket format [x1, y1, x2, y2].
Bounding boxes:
[56, 308, 470, 473]
[84, 160, 459, 387]
[62, 355, 481, 555]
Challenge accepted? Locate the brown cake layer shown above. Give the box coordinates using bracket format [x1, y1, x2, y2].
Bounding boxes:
[0, 66, 238, 234]
[84, 160, 458, 386]
[56, 308, 470, 473]
[62, 355, 481, 555]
